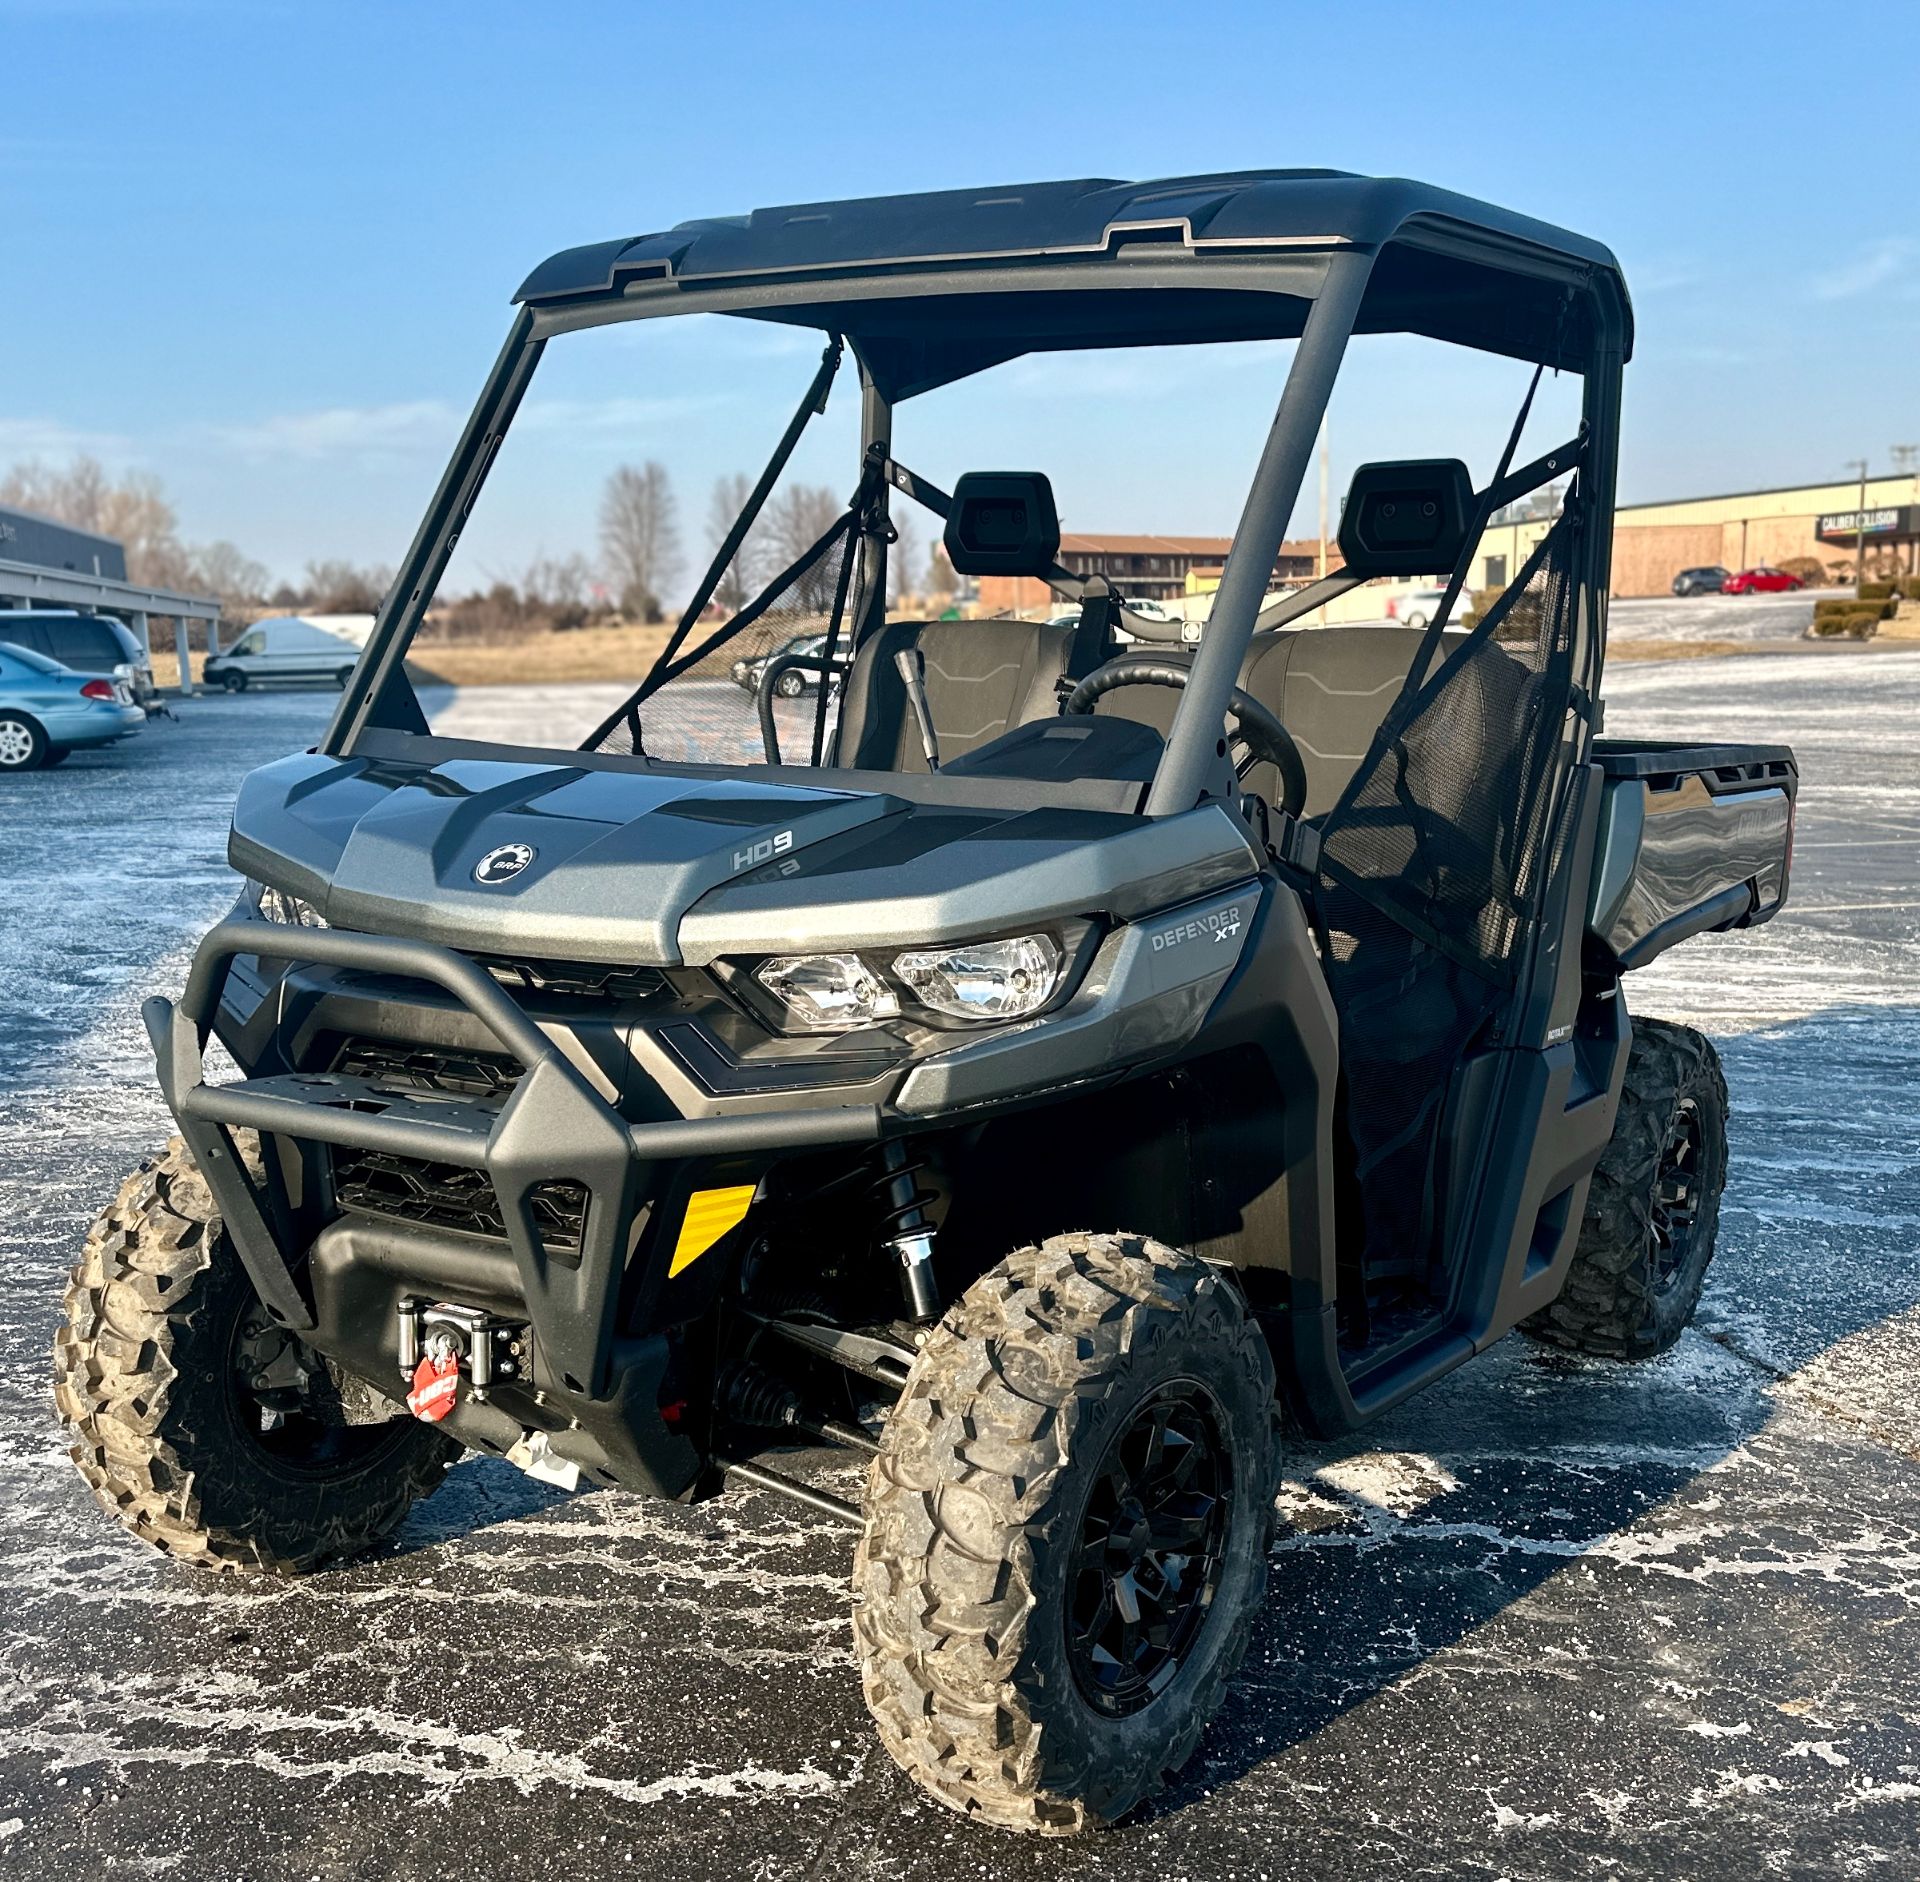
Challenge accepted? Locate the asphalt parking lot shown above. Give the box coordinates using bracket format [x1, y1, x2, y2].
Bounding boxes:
[0, 649, 1915, 1880]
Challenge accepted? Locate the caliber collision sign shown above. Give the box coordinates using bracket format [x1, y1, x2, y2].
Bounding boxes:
[1816, 505, 1917, 544]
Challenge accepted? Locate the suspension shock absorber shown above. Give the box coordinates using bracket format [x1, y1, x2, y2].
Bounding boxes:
[873, 1139, 942, 1322]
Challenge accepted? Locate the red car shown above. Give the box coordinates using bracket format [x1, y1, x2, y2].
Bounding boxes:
[1721, 566, 1805, 595]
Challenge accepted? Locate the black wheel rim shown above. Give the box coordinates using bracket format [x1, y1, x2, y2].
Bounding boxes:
[225, 1306, 401, 1477]
[1647, 1098, 1705, 1295]
[1066, 1380, 1232, 1718]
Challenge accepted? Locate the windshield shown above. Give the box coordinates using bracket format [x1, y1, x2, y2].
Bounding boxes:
[358, 305, 1585, 805]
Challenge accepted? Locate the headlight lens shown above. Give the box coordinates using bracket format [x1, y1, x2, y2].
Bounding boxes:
[893, 932, 1062, 1022]
[755, 953, 898, 1031]
[257, 884, 329, 928]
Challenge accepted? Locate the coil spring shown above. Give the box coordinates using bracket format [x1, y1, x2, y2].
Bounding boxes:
[870, 1144, 936, 1247]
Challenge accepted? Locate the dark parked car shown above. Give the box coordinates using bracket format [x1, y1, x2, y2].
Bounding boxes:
[1671, 566, 1728, 596]
[729, 632, 843, 697]
[0, 610, 155, 704]
[1722, 566, 1804, 595]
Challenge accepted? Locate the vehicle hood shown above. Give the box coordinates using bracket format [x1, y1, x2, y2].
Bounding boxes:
[229, 752, 901, 964]
[228, 751, 1264, 968]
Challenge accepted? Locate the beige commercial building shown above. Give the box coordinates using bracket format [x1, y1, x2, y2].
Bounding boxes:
[1475, 472, 1920, 599]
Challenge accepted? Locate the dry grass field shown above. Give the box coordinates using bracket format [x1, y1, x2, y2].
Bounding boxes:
[143, 621, 1878, 693]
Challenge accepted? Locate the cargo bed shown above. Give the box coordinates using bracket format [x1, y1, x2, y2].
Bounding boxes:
[1586, 741, 1797, 970]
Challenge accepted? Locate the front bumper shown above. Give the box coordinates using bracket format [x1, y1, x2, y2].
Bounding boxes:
[147, 916, 883, 1406]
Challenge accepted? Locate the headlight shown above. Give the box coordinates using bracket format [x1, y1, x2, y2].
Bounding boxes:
[256, 883, 329, 928]
[756, 953, 898, 1031]
[892, 932, 1062, 1022]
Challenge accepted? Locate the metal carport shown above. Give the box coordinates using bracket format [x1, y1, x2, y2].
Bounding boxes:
[0, 556, 223, 696]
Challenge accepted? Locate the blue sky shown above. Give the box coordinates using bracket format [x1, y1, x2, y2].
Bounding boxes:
[9, 0, 1918, 588]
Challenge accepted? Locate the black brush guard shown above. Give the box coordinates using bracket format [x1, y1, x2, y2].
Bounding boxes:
[145, 916, 883, 1397]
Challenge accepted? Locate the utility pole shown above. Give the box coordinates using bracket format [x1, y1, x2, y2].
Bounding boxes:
[1845, 459, 1870, 598]
[1314, 411, 1330, 625]
[1893, 445, 1918, 578]
[1316, 413, 1329, 580]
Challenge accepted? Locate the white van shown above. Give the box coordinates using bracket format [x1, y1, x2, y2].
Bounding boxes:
[204, 614, 374, 692]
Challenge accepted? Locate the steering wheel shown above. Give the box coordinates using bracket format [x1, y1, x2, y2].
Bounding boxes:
[1064, 656, 1308, 818]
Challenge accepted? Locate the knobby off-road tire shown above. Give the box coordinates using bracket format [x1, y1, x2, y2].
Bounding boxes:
[54, 1139, 457, 1574]
[1525, 1017, 1729, 1361]
[853, 1232, 1280, 1834]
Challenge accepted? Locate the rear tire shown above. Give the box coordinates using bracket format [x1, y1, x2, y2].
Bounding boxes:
[775, 669, 806, 698]
[854, 1231, 1279, 1834]
[1524, 1017, 1729, 1361]
[54, 1139, 457, 1574]
[0, 712, 47, 771]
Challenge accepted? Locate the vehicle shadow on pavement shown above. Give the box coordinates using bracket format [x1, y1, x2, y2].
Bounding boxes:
[1145, 999, 1920, 1821]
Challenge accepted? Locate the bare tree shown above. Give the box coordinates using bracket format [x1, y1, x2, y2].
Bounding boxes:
[302, 559, 393, 613]
[519, 552, 596, 630]
[187, 540, 271, 614]
[761, 483, 846, 614]
[600, 462, 681, 622]
[925, 542, 958, 606]
[706, 472, 759, 614]
[889, 509, 921, 609]
[0, 454, 194, 589]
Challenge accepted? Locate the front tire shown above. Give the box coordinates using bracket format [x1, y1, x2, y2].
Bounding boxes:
[1524, 1018, 1729, 1361]
[854, 1232, 1279, 1834]
[54, 1139, 457, 1574]
[220, 671, 247, 693]
[775, 669, 806, 698]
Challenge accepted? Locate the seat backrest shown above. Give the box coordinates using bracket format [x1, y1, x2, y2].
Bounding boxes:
[837, 618, 1075, 773]
[1240, 623, 1466, 815]
[1087, 622, 1459, 815]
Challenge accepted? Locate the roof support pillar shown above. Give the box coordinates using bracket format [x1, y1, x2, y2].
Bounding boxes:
[1147, 247, 1373, 817]
[174, 618, 195, 697]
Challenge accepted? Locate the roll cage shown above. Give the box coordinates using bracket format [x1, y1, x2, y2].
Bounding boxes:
[328, 169, 1632, 816]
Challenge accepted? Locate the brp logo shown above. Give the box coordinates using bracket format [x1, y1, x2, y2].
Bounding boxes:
[473, 842, 536, 885]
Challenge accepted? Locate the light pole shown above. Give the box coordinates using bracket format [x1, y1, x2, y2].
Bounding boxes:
[1894, 445, 1919, 580]
[1845, 458, 1870, 598]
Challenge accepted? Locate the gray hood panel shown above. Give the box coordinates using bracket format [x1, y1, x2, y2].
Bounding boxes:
[678, 801, 1264, 963]
[229, 753, 898, 964]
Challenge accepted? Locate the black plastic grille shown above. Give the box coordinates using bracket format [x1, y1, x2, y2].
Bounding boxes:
[326, 1037, 585, 1250]
[331, 1149, 587, 1251]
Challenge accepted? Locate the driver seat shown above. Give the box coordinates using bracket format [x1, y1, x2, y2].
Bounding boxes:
[835, 618, 1076, 773]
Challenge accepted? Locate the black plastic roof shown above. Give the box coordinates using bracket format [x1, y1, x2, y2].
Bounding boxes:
[515, 171, 1631, 392]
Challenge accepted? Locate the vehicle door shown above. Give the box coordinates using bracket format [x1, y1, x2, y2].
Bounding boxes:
[227, 628, 267, 680]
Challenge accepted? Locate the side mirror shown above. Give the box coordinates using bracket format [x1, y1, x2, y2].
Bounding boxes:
[1337, 459, 1474, 579]
[942, 471, 1061, 577]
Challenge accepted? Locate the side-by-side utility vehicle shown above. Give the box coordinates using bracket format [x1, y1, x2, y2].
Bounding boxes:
[56, 172, 1798, 1833]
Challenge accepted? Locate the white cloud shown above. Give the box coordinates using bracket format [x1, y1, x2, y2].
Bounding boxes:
[0, 417, 134, 463]
[1811, 238, 1915, 302]
[205, 400, 463, 462]
[514, 392, 728, 438]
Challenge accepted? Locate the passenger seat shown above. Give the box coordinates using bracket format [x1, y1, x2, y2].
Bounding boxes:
[1238, 623, 1466, 815]
[836, 618, 1075, 773]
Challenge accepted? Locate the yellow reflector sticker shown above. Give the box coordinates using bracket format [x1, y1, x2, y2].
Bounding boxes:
[669, 1184, 756, 1277]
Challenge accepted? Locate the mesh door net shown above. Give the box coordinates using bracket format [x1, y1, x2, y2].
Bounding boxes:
[586, 514, 859, 767]
[1314, 503, 1582, 1284]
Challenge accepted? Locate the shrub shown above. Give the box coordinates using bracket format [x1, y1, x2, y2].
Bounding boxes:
[1807, 608, 1881, 639]
[1458, 586, 1502, 631]
[1777, 557, 1826, 587]
[1859, 580, 1898, 603]
[1813, 596, 1854, 615]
